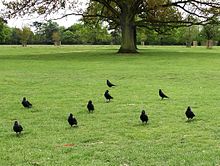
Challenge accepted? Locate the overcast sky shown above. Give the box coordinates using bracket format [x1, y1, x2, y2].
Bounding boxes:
[7, 15, 82, 29]
[0, 1, 85, 29]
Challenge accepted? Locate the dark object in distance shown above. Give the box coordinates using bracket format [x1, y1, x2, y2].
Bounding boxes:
[185, 106, 195, 120]
[87, 100, 94, 113]
[104, 90, 113, 102]
[13, 121, 23, 134]
[107, 80, 116, 87]
[140, 110, 148, 123]
[22, 97, 32, 108]
[159, 89, 169, 99]
[68, 113, 77, 127]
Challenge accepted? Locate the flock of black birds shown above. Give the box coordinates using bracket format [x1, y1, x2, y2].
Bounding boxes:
[13, 79, 196, 135]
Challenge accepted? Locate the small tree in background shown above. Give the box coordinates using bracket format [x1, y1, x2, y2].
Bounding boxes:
[20, 26, 32, 47]
[52, 31, 61, 46]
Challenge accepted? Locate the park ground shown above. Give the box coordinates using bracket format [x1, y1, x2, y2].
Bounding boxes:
[0, 45, 219, 165]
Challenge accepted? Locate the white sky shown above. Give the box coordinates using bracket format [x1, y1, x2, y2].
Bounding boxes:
[0, 1, 86, 29]
[7, 15, 82, 29]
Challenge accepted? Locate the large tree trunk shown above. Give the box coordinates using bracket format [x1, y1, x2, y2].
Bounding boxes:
[118, 11, 137, 53]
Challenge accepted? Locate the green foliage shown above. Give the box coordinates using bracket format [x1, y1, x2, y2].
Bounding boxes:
[0, 45, 220, 165]
[10, 28, 22, 44]
[32, 20, 60, 44]
[52, 32, 61, 43]
[0, 19, 11, 43]
[3, 0, 220, 52]
[41, 21, 60, 44]
[62, 30, 75, 44]
[2, 19, 220, 46]
[20, 26, 33, 46]
[200, 24, 220, 40]
[63, 23, 111, 45]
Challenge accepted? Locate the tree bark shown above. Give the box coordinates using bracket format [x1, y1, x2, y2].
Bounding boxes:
[206, 40, 213, 49]
[118, 11, 137, 53]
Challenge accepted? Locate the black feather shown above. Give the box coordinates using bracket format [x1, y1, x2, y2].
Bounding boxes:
[185, 106, 195, 119]
[13, 121, 23, 134]
[140, 110, 148, 123]
[107, 80, 116, 87]
[159, 89, 169, 99]
[68, 113, 77, 127]
[87, 100, 94, 113]
[22, 97, 32, 108]
[104, 90, 113, 102]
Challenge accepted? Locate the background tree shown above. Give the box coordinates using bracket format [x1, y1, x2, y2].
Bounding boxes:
[200, 24, 220, 48]
[0, 17, 10, 43]
[19, 26, 33, 46]
[41, 21, 60, 44]
[3, 0, 220, 53]
[137, 28, 147, 46]
[10, 28, 22, 45]
[52, 31, 61, 46]
[62, 30, 75, 44]
[110, 29, 121, 45]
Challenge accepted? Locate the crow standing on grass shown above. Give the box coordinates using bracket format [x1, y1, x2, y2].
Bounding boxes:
[140, 110, 148, 123]
[107, 80, 116, 87]
[22, 97, 32, 108]
[13, 121, 23, 134]
[159, 89, 169, 99]
[185, 106, 195, 120]
[104, 90, 113, 102]
[68, 113, 77, 127]
[87, 100, 94, 113]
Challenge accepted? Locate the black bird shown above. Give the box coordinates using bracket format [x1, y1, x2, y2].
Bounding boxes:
[159, 89, 169, 99]
[68, 113, 77, 127]
[87, 100, 94, 113]
[13, 121, 23, 134]
[185, 106, 195, 120]
[140, 110, 148, 123]
[107, 80, 116, 87]
[104, 90, 113, 102]
[22, 97, 32, 108]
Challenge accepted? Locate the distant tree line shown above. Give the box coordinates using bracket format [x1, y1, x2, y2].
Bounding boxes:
[0, 19, 220, 47]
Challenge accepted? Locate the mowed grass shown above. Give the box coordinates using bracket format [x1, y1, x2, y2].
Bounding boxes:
[0, 45, 220, 166]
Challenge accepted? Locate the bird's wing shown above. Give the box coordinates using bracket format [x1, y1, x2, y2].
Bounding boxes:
[27, 101, 32, 106]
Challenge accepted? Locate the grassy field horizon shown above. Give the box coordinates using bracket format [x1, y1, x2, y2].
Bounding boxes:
[0, 45, 219, 165]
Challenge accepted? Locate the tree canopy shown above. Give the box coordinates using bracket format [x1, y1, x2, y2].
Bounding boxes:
[2, 0, 220, 53]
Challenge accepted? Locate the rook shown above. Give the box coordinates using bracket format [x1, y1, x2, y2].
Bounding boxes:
[68, 113, 77, 127]
[104, 90, 113, 102]
[13, 121, 23, 134]
[107, 80, 116, 87]
[22, 97, 32, 108]
[185, 106, 195, 120]
[140, 110, 148, 123]
[87, 100, 94, 113]
[159, 89, 169, 99]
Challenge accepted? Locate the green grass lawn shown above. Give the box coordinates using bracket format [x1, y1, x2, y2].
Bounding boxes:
[0, 45, 219, 165]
